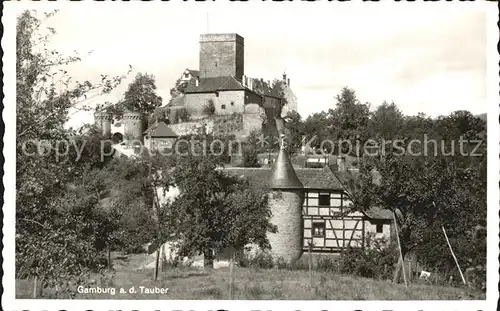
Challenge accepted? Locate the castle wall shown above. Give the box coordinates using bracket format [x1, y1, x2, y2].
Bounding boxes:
[199, 34, 244, 80]
[169, 121, 207, 137]
[267, 190, 304, 264]
[243, 103, 265, 137]
[184, 91, 247, 118]
[215, 91, 245, 115]
[184, 93, 215, 118]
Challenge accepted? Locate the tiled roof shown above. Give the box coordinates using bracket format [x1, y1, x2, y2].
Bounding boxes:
[222, 167, 343, 190]
[187, 69, 200, 77]
[144, 122, 178, 138]
[184, 76, 247, 93]
[222, 166, 391, 220]
[364, 206, 393, 220]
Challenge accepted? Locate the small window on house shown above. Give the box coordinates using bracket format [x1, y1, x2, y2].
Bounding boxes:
[230, 101, 235, 106]
[376, 223, 383, 233]
[184, 73, 189, 78]
[318, 194, 330, 206]
[312, 222, 325, 237]
[221, 104, 226, 110]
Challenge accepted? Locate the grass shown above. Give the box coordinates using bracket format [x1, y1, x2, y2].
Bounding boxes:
[16, 253, 485, 300]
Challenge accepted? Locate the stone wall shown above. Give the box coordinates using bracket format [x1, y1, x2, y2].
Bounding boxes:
[169, 121, 208, 137]
[212, 114, 244, 136]
[267, 190, 304, 264]
[184, 90, 246, 118]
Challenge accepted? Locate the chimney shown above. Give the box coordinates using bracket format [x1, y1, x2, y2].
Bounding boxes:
[336, 156, 346, 172]
[283, 72, 287, 82]
[287, 78, 290, 86]
[195, 77, 199, 87]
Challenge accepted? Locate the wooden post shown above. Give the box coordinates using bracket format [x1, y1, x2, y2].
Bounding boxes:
[393, 211, 407, 288]
[154, 247, 160, 281]
[442, 225, 467, 285]
[33, 276, 38, 298]
[107, 244, 112, 270]
[229, 251, 235, 300]
[308, 242, 313, 289]
[408, 259, 412, 283]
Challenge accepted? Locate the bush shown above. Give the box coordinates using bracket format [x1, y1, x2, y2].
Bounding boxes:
[203, 99, 215, 116]
[337, 233, 397, 280]
[316, 256, 339, 273]
[239, 251, 274, 269]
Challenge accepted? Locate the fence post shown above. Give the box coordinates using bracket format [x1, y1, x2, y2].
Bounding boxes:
[33, 276, 37, 298]
[393, 211, 407, 288]
[229, 250, 235, 300]
[308, 242, 313, 289]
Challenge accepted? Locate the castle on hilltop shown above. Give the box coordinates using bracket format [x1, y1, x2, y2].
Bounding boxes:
[94, 33, 298, 148]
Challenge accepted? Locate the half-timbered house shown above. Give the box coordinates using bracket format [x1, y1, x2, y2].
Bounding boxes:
[223, 165, 392, 254]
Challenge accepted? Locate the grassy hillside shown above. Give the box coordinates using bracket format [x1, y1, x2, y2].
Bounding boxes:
[16, 254, 483, 300]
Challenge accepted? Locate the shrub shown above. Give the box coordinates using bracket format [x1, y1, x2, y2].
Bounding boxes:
[338, 233, 397, 280]
[203, 99, 216, 116]
[316, 256, 339, 273]
[239, 251, 274, 269]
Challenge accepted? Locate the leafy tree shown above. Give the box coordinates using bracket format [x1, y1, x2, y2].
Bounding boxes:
[16, 10, 129, 292]
[283, 110, 304, 154]
[120, 72, 162, 115]
[328, 87, 370, 144]
[368, 101, 405, 141]
[347, 150, 486, 285]
[303, 111, 330, 152]
[203, 99, 216, 116]
[159, 150, 274, 268]
[241, 130, 261, 168]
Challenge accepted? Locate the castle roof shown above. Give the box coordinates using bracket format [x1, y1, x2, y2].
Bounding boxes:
[269, 140, 303, 189]
[184, 76, 246, 93]
[144, 121, 178, 138]
[185, 69, 200, 78]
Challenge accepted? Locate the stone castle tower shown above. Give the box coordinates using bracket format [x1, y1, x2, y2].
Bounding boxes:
[267, 134, 304, 264]
[122, 111, 146, 141]
[94, 110, 113, 137]
[199, 33, 244, 80]
[94, 109, 146, 142]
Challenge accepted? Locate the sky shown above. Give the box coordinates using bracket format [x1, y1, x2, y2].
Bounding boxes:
[14, 2, 489, 129]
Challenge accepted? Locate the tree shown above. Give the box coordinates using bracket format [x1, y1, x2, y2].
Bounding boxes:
[368, 101, 405, 141]
[16, 10, 129, 293]
[241, 130, 261, 168]
[283, 110, 304, 155]
[347, 149, 486, 285]
[328, 87, 370, 152]
[159, 150, 275, 268]
[120, 72, 162, 115]
[303, 111, 330, 152]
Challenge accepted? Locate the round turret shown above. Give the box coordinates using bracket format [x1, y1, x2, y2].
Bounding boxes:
[123, 111, 146, 141]
[267, 134, 304, 265]
[94, 110, 113, 137]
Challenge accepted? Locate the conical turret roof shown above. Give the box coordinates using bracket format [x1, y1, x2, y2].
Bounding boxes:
[269, 135, 303, 189]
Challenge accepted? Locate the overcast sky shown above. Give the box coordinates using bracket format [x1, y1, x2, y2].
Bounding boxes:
[14, 2, 489, 128]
